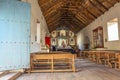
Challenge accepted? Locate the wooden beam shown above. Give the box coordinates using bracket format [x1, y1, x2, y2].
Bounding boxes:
[70, 20, 83, 30]
[40, 0, 52, 7]
[72, 19, 84, 29]
[80, 4, 97, 19]
[47, 18, 60, 26]
[95, 0, 108, 11]
[74, 6, 94, 21]
[49, 23, 60, 32]
[38, 0, 50, 6]
[89, 0, 104, 14]
[105, 0, 113, 6]
[72, 17, 85, 27]
[47, 15, 61, 23]
[9, 72, 22, 80]
[73, 13, 87, 26]
[0, 70, 9, 77]
[46, 12, 61, 23]
[76, 13, 88, 24]
[116, 0, 120, 2]
[48, 21, 60, 26]
[64, 21, 77, 32]
[44, 1, 63, 17]
[68, 11, 90, 27]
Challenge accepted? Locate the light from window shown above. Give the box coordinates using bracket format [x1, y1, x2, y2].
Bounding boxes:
[107, 18, 119, 41]
[37, 23, 41, 43]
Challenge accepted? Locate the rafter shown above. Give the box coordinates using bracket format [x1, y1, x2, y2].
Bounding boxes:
[40, 0, 52, 7]
[44, 1, 64, 16]
[105, 0, 113, 6]
[115, 0, 120, 2]
[80, 4, 97, 19]
[89, 0, 104, 14]
[38, 0, 118, 33]
[94, 0, 108, 11]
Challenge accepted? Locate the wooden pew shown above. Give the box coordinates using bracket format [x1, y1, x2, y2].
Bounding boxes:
[80, 50, 120, 69]
[29, 52, 76, 73]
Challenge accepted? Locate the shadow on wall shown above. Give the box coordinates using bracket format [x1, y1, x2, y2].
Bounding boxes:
[83, 36, 90, 50]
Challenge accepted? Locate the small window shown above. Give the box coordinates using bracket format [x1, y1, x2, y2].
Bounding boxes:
[107, 18, 119, 41]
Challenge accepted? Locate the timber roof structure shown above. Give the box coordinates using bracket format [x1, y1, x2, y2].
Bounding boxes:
[38, 0, 120, 33]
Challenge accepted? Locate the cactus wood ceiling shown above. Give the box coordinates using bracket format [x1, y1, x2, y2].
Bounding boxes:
[38, 0, 120, 33]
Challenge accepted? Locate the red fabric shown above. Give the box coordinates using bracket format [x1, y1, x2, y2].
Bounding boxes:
[45, 37, 50, 47]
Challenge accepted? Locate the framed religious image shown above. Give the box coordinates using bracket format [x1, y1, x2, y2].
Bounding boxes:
[58, 39, 68, 48]
[66, 31, 69, 37]
[51, 38, 57, 46]
[51, 30, 57, 38]
[69, 31, 74, 37]
[57, 31, 60, 37]
[69, 38, 75, 45]
[60, 30, 66, 37]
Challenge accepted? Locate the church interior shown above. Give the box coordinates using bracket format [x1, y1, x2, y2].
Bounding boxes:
[1, 0, 120, 80]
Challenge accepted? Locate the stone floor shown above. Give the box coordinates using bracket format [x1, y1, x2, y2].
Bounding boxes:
[17, 59, 120, 80]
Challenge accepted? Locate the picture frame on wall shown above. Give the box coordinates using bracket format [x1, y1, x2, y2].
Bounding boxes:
[51, 38, 57, 46]
[51, 31, 57, 38]
[69, 31, 74, 37]
[60, 30, 66, 37]
[69, 38, 75, 45]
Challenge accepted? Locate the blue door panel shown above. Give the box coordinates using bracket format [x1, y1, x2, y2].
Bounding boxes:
[0, 1, 30, 71]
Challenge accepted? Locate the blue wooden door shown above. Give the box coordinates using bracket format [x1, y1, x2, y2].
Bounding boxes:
[0, 1, 31, 71]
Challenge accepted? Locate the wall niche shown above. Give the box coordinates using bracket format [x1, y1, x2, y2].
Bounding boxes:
[93, 26, 104, 48]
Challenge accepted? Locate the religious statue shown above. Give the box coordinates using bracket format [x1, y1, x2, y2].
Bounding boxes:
[62, 40, 66, 48]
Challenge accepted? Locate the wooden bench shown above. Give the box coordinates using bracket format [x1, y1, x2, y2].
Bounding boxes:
[29, 52, 76, 73]
[80, 50, 120, 69]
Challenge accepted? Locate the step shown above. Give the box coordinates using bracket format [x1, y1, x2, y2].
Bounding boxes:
[0, 72, 22, 80]
[0, 70, 9, 77]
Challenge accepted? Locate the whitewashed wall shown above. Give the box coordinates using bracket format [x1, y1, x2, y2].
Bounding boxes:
[22, 0, 49, 52]
[77, 3, 120, 50]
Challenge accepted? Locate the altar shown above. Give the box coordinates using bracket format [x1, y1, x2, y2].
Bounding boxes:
[50, 27, 76, 52]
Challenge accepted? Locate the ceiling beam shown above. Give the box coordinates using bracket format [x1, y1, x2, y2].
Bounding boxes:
[46, 11, 61, 22]
[49, 23, 60, 32]
[40, 0, 52, 7]
[116, 0, 120, 2]
[74, 7, 94, 21]
[70, 20, 83, 30]
[44, 1, 64, 17]
[64, 21, 78, 32]
[47, 17, 60, 24]
[94, 0, 108, 11]
[38, 0, 50, 6]
[89, 0, 104, 14]
[105, 0, 113, 6]
[80, 4, 97, 19]
[72, 17, 85, 27]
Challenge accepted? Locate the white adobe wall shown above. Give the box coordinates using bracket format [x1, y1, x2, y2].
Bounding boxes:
[21, 0, 49, 52]
[77, 3, 120, 50]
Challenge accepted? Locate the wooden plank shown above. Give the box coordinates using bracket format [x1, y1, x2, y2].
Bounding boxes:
[89, 0, 104, 14]
[95, 0, 108, 11]
[9, 72, 22, 80]
[0, 70, 9, 78]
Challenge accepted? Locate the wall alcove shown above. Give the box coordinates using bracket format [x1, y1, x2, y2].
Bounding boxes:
[93, 26, 104, 48]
